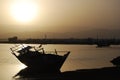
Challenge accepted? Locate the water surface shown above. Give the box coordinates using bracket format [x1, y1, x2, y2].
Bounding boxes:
[0, 44, 120, 80]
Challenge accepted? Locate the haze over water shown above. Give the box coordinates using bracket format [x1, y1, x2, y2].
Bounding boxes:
[0, 44, 120, 80]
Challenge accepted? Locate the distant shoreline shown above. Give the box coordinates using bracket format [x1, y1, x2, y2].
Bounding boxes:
[0, 38, 120, 45]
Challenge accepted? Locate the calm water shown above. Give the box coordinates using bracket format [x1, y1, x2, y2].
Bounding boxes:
[0, 44, 120, 80]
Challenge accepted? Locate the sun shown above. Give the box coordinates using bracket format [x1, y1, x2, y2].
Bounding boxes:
[10, 1, 38, 23]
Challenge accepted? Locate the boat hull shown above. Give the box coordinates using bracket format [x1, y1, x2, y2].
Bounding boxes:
[17, 52, 70, 73]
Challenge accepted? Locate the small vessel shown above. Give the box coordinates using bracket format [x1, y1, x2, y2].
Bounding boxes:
[111, 56, 120, 67]
[10, 44, 70, 73]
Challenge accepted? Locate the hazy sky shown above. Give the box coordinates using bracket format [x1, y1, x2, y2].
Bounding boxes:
[0, 0, 120, 38]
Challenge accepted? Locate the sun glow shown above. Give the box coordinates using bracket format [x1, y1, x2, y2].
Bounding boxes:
[10, 1, 38, 23]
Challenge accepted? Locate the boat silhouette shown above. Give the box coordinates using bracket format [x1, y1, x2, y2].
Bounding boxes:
[10, 44, 70, 73]
[111, 56, 120, 67]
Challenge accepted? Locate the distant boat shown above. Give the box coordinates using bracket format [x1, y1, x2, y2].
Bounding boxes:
[10, 44, 70, 73]
[96, 42, 110, 48]
[96, 39, 111, 48]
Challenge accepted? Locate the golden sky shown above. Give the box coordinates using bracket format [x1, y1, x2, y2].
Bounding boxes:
[0, 0, 120, 38]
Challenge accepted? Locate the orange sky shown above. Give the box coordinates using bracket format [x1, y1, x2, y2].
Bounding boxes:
[0, 0, 120, 38]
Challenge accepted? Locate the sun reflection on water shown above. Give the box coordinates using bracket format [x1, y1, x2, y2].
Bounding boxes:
[18, 64, 27, 70]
